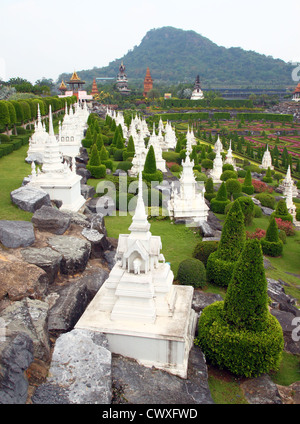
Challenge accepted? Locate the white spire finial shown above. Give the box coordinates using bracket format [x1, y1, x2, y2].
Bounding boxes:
[49, 105, 54, 137]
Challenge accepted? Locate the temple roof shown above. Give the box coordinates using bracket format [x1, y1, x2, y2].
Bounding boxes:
[59, 80, 67, 90]
[293, 83, 300, 94]
[67, 71, 85, 84]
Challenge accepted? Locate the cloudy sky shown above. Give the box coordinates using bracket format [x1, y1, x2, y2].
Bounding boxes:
[0, 0, 299, 84]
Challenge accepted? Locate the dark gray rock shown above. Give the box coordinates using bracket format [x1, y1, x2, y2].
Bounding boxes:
[81, 228, 110, 258]
[21, 247, 62, 284]
[0, 220, 35, 248]
[60, 210, 89, 228]
[0, 298, 50, 362]
[10, 186, 51, 213]
[267, 278, 300, 316]
[271, 309, 300, 355]
[240, 374, 282, 404]
[81, 184, 96, 200]
[113, 169, 127, 177]
[31, 206, 71, 235]
[32, 329, 111, 404]
[111, 346, 213, 404]
[47, 280, 90, 334]
[48, 235, 91, 275]
[85, 212, 107, 236]
[76, 167, 91, 184]
[103, 250, 117, 270]
[75, 267, 109, 299]
[199, 221, 215, 238]
[207, 211, 223, 231]
[85, 196, 115, 216]
[0, 332, 34, 404]
[261, 206, 274, 216]
[76, 149, 89, 165]
[192, 291, 223, 314]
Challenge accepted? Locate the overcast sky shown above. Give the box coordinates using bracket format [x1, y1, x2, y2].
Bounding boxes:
[1, 0, 299, 84]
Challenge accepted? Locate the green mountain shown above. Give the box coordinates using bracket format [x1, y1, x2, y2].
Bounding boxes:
[58, 26, 294, 89]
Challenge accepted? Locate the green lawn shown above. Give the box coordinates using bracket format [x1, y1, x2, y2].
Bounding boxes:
[270, 352, 300, 386]
[0, 144, 33, 221]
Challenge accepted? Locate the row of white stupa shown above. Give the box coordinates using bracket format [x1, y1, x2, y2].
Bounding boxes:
[26, 101, 89, 164]
[25, 103, 89, 211]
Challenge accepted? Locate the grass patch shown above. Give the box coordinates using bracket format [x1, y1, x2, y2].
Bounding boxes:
[270, 352, 300, 386]
[207, 366, 248, 404]
[0, 144, 33, 221]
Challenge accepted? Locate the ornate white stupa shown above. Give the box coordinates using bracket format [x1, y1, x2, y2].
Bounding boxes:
[279, 165, 298, 197]
[164, 121, 177, 150]
[26, 104, 49, 163]
[168, 146, 209, 225]
[28, 106, 85, 212]
[285, 182, 297, 223]
[210, 149, 223, 183]
[260, 145, 274, 170]
[129, 133, 147, 177]
[224, 140, 237, 170]
[147, 124, 167, 173]
[214, 134, 224, 153]
[75, 171, 197, 378]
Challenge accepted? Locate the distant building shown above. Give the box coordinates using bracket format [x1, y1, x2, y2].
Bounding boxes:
[58, 71, 93, 101]
[143, 67, 153, 97]
[164, 93, 172, 99]
[59, 80, 67, 96]
[116, 62, 131, 95]
[190, 75, 204, 100]
[292, 83, 300, 102]
[91, 78, 99, 98]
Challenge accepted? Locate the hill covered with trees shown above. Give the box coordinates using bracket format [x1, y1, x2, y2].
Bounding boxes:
[58, 27, 294, 89]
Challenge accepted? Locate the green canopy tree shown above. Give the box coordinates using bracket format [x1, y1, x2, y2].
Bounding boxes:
[0, 101, 10, 132]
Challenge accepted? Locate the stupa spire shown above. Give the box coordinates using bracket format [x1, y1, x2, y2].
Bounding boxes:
[128, 170, 150, 236]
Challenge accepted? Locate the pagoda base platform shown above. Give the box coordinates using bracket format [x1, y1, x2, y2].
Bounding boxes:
[75, 285, 197, 379]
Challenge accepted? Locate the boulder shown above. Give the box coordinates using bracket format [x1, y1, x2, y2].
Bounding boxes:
[261, 206, 274, 216]
[74, 267, 109, 299]
[31, 206, 71, 235]
[47, 280, 90, 335]
[192, 291, 223, 314]
[81, 228, 110, 258]
[103, 250, 117, 270]
[277, 382, 300, 404]
[111, 346, 213, 404]
[47, 235, 91, 275]
[0, 332, 34, 404]
[85, 212, 107, 236]
[251, 197, 261, 206]
[207, 211, 223, 231]
[199, 221, 215, 238]
[10, 186, 51, 213]
[76, 167, 91, 184]
[76, 149, 89, 165]
[60, 210, 89, 228]
[271, 309, 300, 355]
[32, 329, 111, 404]
[0, 220, 35, 248]
[0, 298, 50, 362]
[267, 278, 300, 316]
[81, 184, 96, 200]
[85, 196, 115, 216]
[240, 374, 282, 404]
[21, 247, 62, 284]
[0, 258, 48, 301]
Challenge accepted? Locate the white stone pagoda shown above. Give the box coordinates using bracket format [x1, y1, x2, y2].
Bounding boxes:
[279, 165, 298, 197]
[224, 140, 237, 170]
[147, 124, 167, 173]
[168, 147, 209, 226]
[164, 121, 177, 150]
[214, 134, 224, 153]
[190, 75, 204, 100]
[260, 145, 274, 170]
[75, 171, 197, 378]
[26, 104, 49, 164]
[129, 133, 147, 177]
[28, 106, 85, 212]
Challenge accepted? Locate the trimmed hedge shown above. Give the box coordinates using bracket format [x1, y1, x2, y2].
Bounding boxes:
[196, 301, 283, 377]
[177, 258, 206, 288]
[86, 165, 106, 179]
[192, 241, 219, 267]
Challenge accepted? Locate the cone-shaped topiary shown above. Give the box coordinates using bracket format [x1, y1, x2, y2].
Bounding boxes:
[99, 145, 109, 161]
[272, 199, 293, 222]
[207, 199, 246, 286]
[242, 169, 254, 194]
[116, 133, 125, 149]
[223, 239, 269, 331]
[88, 144, 101, 166]
[205, 177, 214, 194]
[197, 238, 284, 377]
[96, 133, 104, 151]
[261, 216, 283, 256]
[216, 181, 227, 201]
[210, 181, 231, 213]
[144, 145, 157, 174]
[127, 135, 135, 153]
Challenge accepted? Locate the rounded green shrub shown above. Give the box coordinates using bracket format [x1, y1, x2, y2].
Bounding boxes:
[226, 178, 242, 199]
[86, 165, 106, 179]
[222, 164, 234, 172]
[192, 241, 219, 267]
[170, 164, 181, 172]
[254, 193, 276, 209]
[260, 216, 283, 257]
[253, 204, 263, 218]
[220, 170, 238, 181]
[177, 258, 206, 288]
[116, 161, 133, 172]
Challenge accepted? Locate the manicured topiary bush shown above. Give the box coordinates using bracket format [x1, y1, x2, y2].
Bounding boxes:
[222, 164, 234, 172]
[197, 239, 284, 377]
[226, 178, 242, 200]
[86, 144, 106, 178]
[204, 178, 216, 202]
[116, 161, 133, 172]
[262, 167, 273, 184]
[192, 241, 219, 267]
[170, 163, 181, 172]
[210, 182, 231, 214]
[271, 199, 293, 222]
[177, 258, 206, 288]
[260, 216, 283, 257]
[142, 145, 163, 184]
[242, 169, 254, 195]
[254, 192, 276, 209]
[220, 170, 238, 181]
[207, 199, 246, 286]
